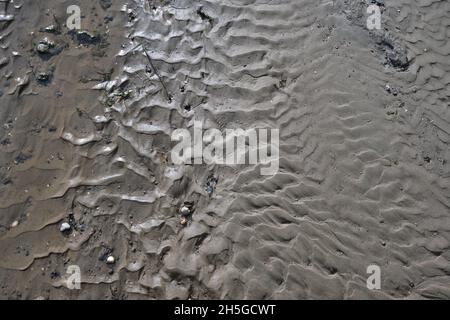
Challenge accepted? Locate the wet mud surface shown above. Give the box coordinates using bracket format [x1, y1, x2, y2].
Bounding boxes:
[0, 0, 449, 299]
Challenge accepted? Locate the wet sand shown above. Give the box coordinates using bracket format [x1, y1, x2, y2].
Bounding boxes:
[0, 0, 449, 299]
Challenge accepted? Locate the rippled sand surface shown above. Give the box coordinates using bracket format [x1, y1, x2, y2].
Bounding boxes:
[0, 0, 449, 299]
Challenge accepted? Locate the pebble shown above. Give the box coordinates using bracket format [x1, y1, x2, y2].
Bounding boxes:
[106, 255, 115, 264]
[180, 206, 190, 216]
[11, 220, 19, 228]
[36, 43, 50, 54]
[385, 83, 399, 96]
[60, 222, 71, 232]
[36, 38, 54, 54]
[385, 84, 391, 91]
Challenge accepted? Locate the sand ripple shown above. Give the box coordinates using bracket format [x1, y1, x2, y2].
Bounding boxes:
[0, 0, 449, 299]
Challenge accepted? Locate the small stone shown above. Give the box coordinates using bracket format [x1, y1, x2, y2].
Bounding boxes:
[36, 38, 55, 54]
[60, 222, 71, 232]
[11, 220, 19, 228]
[36, 43, 49, 54]
[385, 83, 399, 96]
[106, 255, 115, 264]
[180, 217, 188, 225]
[385, 84, 391, 92]
[180, 206, 190, 216]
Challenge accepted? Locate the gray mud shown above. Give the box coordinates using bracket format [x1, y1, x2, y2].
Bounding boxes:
[0, 0, 449, 299]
